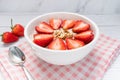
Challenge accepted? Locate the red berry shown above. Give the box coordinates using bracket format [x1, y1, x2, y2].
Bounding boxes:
[2, 32, 18, 43]
[12, 24, 24, 36]
[72, 20, 90, 33]
[75, 30, 94, 43]
[35, 22, 54, 34]
[47, 38, 67, 50]
[49, 18, 62, 29]
[62, 20, 75, 30]
[66, 38, 85, 49]
[33, 34, 53, 47]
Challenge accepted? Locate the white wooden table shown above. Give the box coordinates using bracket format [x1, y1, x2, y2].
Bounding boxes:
[0, 13, 120, 80]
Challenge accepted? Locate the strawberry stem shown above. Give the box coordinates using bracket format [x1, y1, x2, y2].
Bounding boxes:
[11, 18, 14, 29]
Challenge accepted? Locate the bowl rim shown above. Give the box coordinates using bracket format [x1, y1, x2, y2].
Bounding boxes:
[25, 12, 99, 53]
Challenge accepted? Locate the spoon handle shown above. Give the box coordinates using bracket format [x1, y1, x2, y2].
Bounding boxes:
[22, 65, 34, 80]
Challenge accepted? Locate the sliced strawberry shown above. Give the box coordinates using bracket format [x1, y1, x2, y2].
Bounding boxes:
[33, 34, 53, 47]
[72, 20, 90, 33]
[12, 24, 24, 36]
[66, 38, 85, 50]
[49, 18, 62, 29]
[35, 22, 54, 34]
[2, 32, 18, 43]
[74, 30, 94, 43]
[62, 20, 75, 30]
[47, 38, 66, 50]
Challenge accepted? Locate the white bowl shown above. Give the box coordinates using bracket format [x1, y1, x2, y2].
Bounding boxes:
[24, 12, 99, 65]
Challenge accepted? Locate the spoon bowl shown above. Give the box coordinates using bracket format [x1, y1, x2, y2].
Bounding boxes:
[9, 46, 25, 66]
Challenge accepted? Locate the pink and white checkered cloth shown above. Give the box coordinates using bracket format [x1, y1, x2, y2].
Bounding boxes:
[0, 34, 120, 80]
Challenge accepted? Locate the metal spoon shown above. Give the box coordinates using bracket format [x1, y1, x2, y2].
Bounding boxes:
[9, 46, 34, 80]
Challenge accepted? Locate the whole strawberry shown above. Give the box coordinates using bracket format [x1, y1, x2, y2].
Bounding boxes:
[11, 19, 24, 36]
[1, 32, 18, 43]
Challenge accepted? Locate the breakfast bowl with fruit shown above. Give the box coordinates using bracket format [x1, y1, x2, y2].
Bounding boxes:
[24, 12, 99, 65]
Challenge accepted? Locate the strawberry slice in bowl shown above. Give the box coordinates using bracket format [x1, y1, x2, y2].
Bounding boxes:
[72, 20, 90, 33]
[62, 20, 76, 30]
[47, 38, 66, 50]
[66, 38, 85, 50]
[75, 30, 94, 44]
[35, 22, 54, 34]
[49, 18, 62, 30]
[33, 34, 53, 47]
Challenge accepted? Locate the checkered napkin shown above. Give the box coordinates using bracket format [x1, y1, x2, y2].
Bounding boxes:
[0, 34, 120, 80]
